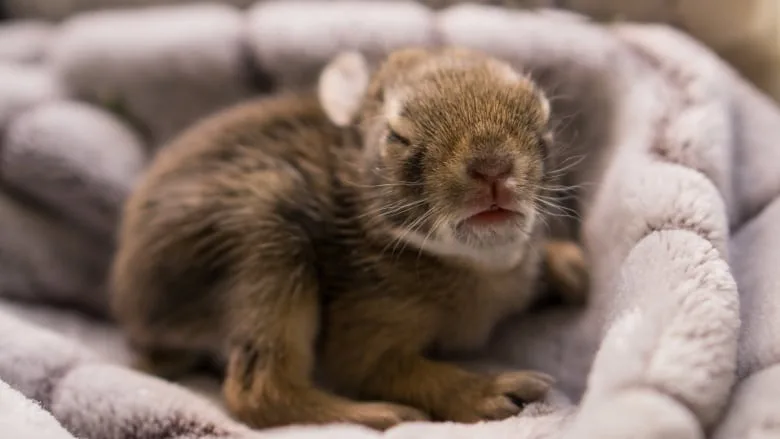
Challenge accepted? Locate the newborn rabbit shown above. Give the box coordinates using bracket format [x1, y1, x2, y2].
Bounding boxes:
[110, 47, 589, 431]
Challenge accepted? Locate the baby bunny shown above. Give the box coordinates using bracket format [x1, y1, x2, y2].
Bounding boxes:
[110, 47, 589, 431]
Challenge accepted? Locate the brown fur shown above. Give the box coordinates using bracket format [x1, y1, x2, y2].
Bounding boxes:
[109, 47, 589, 431]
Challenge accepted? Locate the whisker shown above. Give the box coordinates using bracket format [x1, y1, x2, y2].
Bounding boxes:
[535, 197, 578, 211]
[541, 182, 594, 192]
[391, 207, 439, 256]
[346, 181, 425, 189]
[533, 195, 580, 218]
[539, 203, 579, 219]
[534, 207, 552, 232]
[547, 154, 587, 177]
[416, 214, 449, 262]
[357, 199, 427, 220]
[370, 200, 427, 217]
[535, 207, 580, 221]
[380, 206, 435, 258]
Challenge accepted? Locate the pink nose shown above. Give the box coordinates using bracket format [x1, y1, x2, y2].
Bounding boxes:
[466, 158, 513, 184]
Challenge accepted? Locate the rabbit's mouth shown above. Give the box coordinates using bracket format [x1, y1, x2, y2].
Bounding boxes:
[462, 205, 522, 228]
[384, 204, 534, 270]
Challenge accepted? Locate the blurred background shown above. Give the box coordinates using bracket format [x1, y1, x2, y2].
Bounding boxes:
[2, 0, 778, 100]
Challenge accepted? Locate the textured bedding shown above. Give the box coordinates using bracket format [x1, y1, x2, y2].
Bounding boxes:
[5, 0, 780, 104]
[0, 1, 779, 438]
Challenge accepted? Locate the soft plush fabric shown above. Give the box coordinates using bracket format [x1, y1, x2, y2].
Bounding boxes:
[564, 0, 780, 105]
[0, 376, 77, 439]
[0, 2, 778, 439]
[3, 0, 780, 104]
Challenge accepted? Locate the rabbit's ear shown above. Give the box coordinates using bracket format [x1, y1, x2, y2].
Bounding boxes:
[318, 51, 370, 127]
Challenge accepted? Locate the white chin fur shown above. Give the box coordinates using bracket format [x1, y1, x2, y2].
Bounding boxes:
[390, 210, 536, 271]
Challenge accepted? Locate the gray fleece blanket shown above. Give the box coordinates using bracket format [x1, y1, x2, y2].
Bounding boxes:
[0, 1, 778, 438]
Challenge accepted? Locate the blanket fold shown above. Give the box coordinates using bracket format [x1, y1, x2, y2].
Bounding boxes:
[51, 3, 257, 145]
[0, 378, 77, 439]
[0, 2, 777, 439]
[0, 21, 53, 63]
[3, 100, 147, 239]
